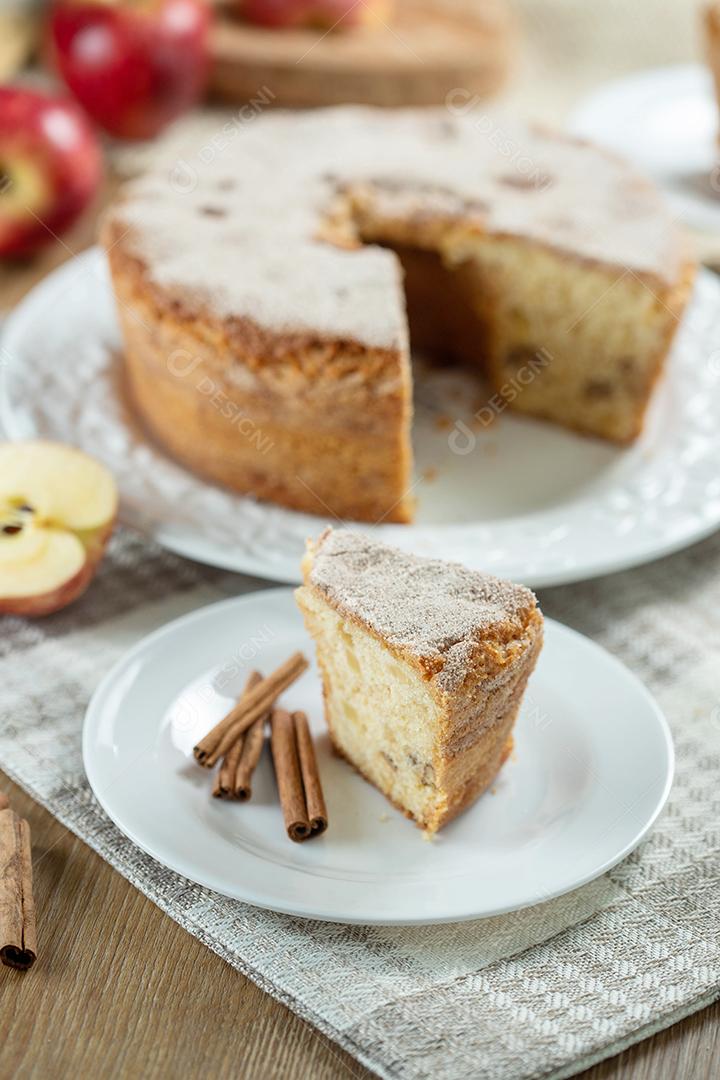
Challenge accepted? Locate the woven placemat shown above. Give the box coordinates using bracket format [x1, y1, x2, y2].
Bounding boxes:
[1, 528, 719, 1079]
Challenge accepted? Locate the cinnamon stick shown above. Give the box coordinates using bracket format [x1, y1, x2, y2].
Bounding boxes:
[213, 735, 246, 799]
[293, 711, 328, 836]
[270, 709, 311, 842]
[233, 717, 266, 801]
[270, 709, 328, 842]
[0, 799, 37, 971]
[212, 671, 262, 799]
[194, 652, 308, 768]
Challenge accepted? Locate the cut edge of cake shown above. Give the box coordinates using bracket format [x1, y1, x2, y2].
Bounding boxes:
[295, 527, 544, 836]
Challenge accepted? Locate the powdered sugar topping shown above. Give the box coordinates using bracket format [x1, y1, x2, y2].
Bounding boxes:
[308, 528, 538, 691]
[108, 107, 685, 349]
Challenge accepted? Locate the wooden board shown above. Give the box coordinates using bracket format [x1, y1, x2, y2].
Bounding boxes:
[209, 0, 515, 107]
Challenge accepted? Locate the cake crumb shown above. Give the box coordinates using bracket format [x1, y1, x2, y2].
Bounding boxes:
[434, 414, 453, 431]
[378, 813, 390, 823]
[422, 466, 439, 483]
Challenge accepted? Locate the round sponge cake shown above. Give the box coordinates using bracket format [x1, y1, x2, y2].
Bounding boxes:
[103, 107, 695, 524]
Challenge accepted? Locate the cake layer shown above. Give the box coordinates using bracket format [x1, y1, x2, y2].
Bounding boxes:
[440, 235, 693, 443]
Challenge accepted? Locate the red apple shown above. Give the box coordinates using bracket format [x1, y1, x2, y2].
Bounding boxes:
[49, 0, 210, 141]
[241, 0, 391, 30]
[0, 86, 102, 258]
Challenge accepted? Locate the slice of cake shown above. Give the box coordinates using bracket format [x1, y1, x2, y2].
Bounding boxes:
[296, 528, 543, 835]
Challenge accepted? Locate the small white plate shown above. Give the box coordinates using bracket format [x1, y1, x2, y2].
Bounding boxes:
[83, 588, 673, 925]
[3, 248, 720, 588]
[570, 64, 720, 233]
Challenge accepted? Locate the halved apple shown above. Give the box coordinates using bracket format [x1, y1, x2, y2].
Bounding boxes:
[0, 441, 117, 617]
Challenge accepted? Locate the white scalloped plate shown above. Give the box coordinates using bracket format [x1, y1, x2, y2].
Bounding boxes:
[2, 247, 720, 586]
[82, 589, 674, 924]
[570, 65, 720, 234]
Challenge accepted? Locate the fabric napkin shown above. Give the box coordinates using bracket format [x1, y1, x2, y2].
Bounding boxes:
[1, 528, 719, 1080]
